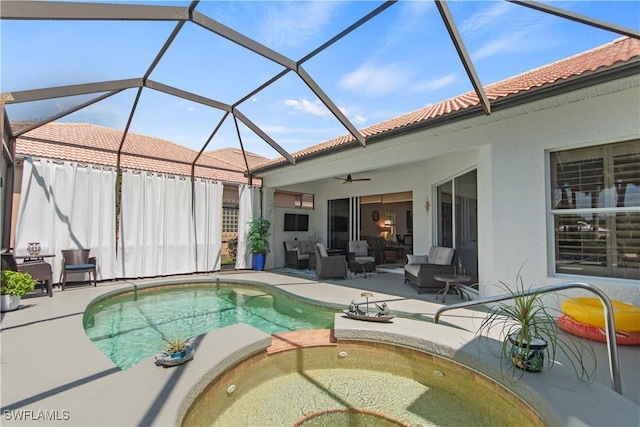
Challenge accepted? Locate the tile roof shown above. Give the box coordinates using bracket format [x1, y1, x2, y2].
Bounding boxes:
[205, 147, 268, 170]
[14, 123, 269, 185]
[256, 36, 640, 170]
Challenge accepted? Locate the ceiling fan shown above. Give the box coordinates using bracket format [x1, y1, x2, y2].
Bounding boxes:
[334, 174, 371, 183]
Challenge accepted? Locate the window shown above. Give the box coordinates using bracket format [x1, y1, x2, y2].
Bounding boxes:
[383, 211, 396, 240]
[274, 191, 314, 209]
[222, 207, 238, 233]
[550, 141, 639, 280]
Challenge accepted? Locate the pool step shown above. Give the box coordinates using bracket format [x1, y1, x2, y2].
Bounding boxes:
[268, 329, 337, 354]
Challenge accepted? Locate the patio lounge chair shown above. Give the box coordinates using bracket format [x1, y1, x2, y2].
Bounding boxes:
[60, 249, 97, 290]
[315, 243, 347, 280]
[1, 252, 53, 297]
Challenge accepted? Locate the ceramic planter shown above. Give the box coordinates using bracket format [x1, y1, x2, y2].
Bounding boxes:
[155, 346, 194, 367]
[1, 294, 21, 312]
[252, 253, 266, 271]
[508, 333, 548, 372]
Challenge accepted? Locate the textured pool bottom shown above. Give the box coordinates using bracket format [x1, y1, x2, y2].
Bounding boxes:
[183, 342, 546, 427]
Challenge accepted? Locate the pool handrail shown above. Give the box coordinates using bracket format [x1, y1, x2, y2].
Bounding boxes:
[434, 281, 622, 395]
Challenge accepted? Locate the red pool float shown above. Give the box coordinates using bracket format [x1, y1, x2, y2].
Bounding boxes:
[558, 314, 640, 346]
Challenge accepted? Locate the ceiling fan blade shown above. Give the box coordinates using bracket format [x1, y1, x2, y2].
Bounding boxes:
[333, 173, 370, 183]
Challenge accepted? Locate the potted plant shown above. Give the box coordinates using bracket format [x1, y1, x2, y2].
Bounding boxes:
[247, 217, 271, 271]
[1, 270, 36, 312]
[155, 336, 194, 367]
[477, 272, 595, 383]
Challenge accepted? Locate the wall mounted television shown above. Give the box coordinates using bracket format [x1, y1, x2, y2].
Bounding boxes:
[284, 213, 309, 232]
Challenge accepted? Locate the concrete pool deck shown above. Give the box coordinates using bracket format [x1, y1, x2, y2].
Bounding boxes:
[1, 270, 638, 426]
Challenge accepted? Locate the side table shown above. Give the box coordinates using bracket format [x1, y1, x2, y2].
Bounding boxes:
[434, 274, 471, 303]
[14, 254, 56, 297]
[350, 260, 375, 278]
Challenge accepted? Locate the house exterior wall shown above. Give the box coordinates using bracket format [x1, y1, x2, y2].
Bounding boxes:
[262, 75, 639, 304]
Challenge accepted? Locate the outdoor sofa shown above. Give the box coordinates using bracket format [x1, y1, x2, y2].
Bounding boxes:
[404, 246, 455, 294]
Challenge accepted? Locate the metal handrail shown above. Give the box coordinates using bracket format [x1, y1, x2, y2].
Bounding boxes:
[434, 281, 621, 394]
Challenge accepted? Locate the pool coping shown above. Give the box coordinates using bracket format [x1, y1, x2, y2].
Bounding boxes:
[1, 271, 638, 426]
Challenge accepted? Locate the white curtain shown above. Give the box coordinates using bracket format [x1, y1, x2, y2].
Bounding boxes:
[235, 184, 260, 269]
[118, 170, 195, 278]
[15, 158, 117, 283]
[193, 178, 223, 272]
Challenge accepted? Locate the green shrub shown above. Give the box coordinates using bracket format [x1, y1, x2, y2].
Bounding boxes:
[1, 270, 36, 296]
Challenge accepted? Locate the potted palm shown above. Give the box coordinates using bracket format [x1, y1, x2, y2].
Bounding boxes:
[1, 270, 36, 312]
[247, 217, 271, 271]
[477, 272, 595, 382]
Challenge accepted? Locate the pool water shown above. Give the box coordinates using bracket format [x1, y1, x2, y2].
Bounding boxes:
[83, 283, 336, 370]
[183, 343, 545, 427]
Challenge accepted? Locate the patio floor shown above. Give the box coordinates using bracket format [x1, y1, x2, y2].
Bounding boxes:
[1, 269, 638, 426]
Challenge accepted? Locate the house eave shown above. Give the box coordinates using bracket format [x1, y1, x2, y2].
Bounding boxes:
[253, 60, 640, 175]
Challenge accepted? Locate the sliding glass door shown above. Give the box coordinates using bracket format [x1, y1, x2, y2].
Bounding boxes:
[328, 198, 350, 252]
[437, 170, 478, 282]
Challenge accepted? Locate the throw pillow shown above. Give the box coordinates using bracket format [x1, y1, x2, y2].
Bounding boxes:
[317, 243, 328, 258]
[407, 254, 428, 265]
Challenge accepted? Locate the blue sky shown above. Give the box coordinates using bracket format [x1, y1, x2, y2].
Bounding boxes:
[2, 1, 639, 159]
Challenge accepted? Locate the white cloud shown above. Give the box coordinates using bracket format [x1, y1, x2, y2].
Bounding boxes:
[459, 2, 560, 61]
[261, 124, 337, 136]
[352, 114, 366, 125]
[381, 1, 434, 51]
[338, 105, 367, 125]
[262, 2, 339, 49]
[411, 74, 457, 93]
[458, 2, 511, 36]
[339, 63, 410, 97]
[283, 98, 330, 117]
[473, 30, 558, 61]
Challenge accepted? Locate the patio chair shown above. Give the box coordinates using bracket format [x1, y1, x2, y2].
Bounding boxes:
[314, 243, 347, 280]
[1, 252, 53, 297]
[60, 249, 97, 290]
[347, 240, 376, 273]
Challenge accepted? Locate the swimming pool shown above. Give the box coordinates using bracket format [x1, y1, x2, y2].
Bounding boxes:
[83, 282, 337, 369]
[182, 342, 545, 426]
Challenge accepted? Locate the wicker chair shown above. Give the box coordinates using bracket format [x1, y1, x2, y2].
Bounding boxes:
[314, 243, 347, 280]
[1, 253, 53, 297]
[404, 247, 455, 294]
[60, 249, 97, 290]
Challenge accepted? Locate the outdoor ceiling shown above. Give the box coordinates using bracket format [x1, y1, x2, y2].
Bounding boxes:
[1, 1, 638, 178]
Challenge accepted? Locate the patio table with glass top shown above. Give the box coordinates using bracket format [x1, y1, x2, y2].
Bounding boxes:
[350, 260, 375, 278]
[434, 274, 471, 303]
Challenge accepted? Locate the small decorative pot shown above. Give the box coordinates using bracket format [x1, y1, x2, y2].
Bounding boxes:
[1, 294, 21, 312]
[508, 333, 548, 372]
[155, 346, 194, 367]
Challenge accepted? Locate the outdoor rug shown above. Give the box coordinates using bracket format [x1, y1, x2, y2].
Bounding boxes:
[271, 267, 378, 281]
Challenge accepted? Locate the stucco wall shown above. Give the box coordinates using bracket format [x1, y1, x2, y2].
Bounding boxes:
[262, 77, 639, 304]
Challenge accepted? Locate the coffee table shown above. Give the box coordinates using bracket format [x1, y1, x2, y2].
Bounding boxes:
[350, 260, 375, 278]
[434, 274, 471, 303]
